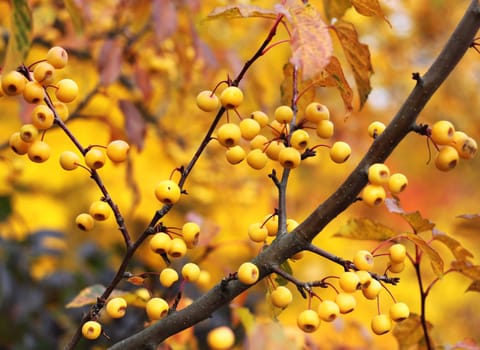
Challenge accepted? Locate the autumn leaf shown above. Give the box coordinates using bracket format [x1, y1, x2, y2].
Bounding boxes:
[393, 313, 433, 350]
[66, 284, 106, 308]
[451, 261, 480, 280]
[207, 4, 278, 20]
[280, 63, 315, 114]
[119, 99, 147, 151]
[323, 0, 351, 20]
[282, 3, 333, 80]
[352, 0, 391, 26]
[275, 260, 293, 286]
[334, 218, 398, 241]
[333, 20, 373, 108]
[152, 0, 178, 40]
[64, 0, 84, 34]
[97, 38, 124, 86]
[234, 307, 256, 334]
[385, 198, 435, 233]
[457, 213, 480, 220]
[400, 233, 444, 276]
[2, 0, 32, 72]
[466, 280, 480, 293]
[127, 275, 146, 286]
[432, 230, 474, 262]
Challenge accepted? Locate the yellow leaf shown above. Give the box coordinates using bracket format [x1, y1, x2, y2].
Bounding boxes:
[63, 0, 84, 34]
[335, 218, 398, 241]
[334, 20, 373, 108]
[3, 0, 32, 72]
[386, 199, 435, 233]
[401, 233, 444, 276]
[207, 4, 278, 20]
[285, 3, 333, 80]
[323, 0, 352, 20]
[392, 313, 433, 350]
[352, 0, 391, 26]
[432, 231, 474, 262]
[234, 307, 256, 334]
[451, 261, 480, 280]
[66, 284, 106, 308]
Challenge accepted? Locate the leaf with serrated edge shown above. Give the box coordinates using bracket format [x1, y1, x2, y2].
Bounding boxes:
[432, 229, 474, 262]
[385, 199, 435, 233]
[334, 20, 373, 108]
[334, 218, 398, 241]
[207, 4, 278, 20]
[401, 233, 444, 276]
[284, 3, 333, 80]
[466, 280, 480, 293]
[352, 0, 390, 25]
[393, 313, 433, 350]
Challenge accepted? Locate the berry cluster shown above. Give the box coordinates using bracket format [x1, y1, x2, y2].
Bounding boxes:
[361, 163, 408, 207]
[196, 86, 352, 171]
[429, 120, 477, 171]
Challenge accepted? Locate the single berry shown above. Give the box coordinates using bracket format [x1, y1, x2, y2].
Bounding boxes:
[362, 278, 382, 300]
[304, 102, 329, 123]
[274, 105, 294, 124]
[150, 232, 172, 254]
[145, 297, 169, 320]
[362, 184, 386, 207]
[217, 123, 242, 147]
[368, 163, 390, 185]
[389, 243, 406, 264]
[9, 132, 30, 155]
[290, 129, 309, 150]
[318, 300, 340, 322]
[207, 326, 235, 350]
[160, 267, 179, 287]
[316, 120, 335, 139]
[335, 293, 357, 314]
[270, 286, 293, 308]
[46, 46, 69, 69]
[89, 200, 111, 221]
[182, 222, 200, 248]
[389, 302, 410, 322]
[33, 62, 55, 85]
[1, 70, 27, 96]
[265, 140, 285, 161]
[59, 150, 80, 170]
[239, 118, 260, 140]
[31, 105, 55, 130]
[237, 262, 260, 285]
[371, 314, 392, 335]
[435, 146, 459, 171]
[168, 237, 187, 258]
[431, 120, 455, 145]
[455, 134, 477, 160]
[286, 218, 299, 232]
[196, 270, 211, 290]
[278, 147, 301, 169]
[219, 86, 243, 109]
[355, 270, 372, 287]
[247, 222, 268, 242]
[23, 81, 45, 104]
[297, 309, 320, 333]
[106, 140, 130, 163]
[246, 149, 268, 170]
[55, 78, 79, 103]
[182, 262, 201, 282]
[53, 101, 69, 121]
[353, 250, 374, 271]
[27, 140, 51, 163]
[389, 262, 405, 273]
[155, 180, 181, 204]
[82, 320, 102, 340]
[106, 297, 127, 319]
[388, 173, 408, 194]
[19, 124, 38, 143]
[75, 213, 94, 231]
[249, 110, 269, 128]
[85, 148, 106, 169]
[196, 90, 219, 112]
[367, 121, 386, 138]
[264, 214, 278, 236]
[250, 134, 268, 150]
[225, 145, 246, 165]
[339, 271, 361, 293]
[330, 141, 351, 163]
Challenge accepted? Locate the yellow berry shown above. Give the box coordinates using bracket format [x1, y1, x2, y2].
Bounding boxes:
[431, 120, 455, 145]
[316, 120, 335, 139]
[85, 148, 106, 169]
[297, 309, 320, 333]
[237, 262, 260, 285]
[371, 314, 392, 335]
[355, 270, 372, 287]
[159, 267, 179, 287]
[454, 134, 477, 160]
[304, 102, 329, 123]
[225, 145, 246, 165]
[75, 213, 95, 231]
[89, 200, 110, 221]
[246, 149, 268, 170]
[31, 105, 54, 130]
[239, 118, 260, 140]
[106, 140, 130, 163]
[182, 262, 201, 282]
[335, 293, 356, 314]
[389, 243, 406, 264]
[27, 140, 51, 163]
[388, 173, 408, 194]
[265, 140, 285, 161]
[389, 302, 410, 322]
[46, 46, 68, 69]
[249, 110, 269, 128]
[150, 232, 172, 254]
[219, 86, 243, 109]
[264, 214, 278, 236]
[274, 105, 294, 124]
[317, 300, 340, 322]
[196, 90, 219, 112]
[33, 62, 55, 85]
[278, 147, 301, 169]
[435, 146, 459, 171]
[367, 121, 386, 138]
[247, 222, 268, 242]
[196, 270, 211, 290]
[388, 262, 405, 273]
[368, 163, 390, 185]
[155, 180, 181, 204]
[145, 297, 169, 321]
[330, 141, 351, 163]
[9, 132, 30, 155]
[290, 129, 309, 150]
[23, 81, 45, 104]
[59, 150, 80, 170]
[217, 123, 241, 147]
[182, 222, 200, 248]
[19, 124, 38, 143]
[362, 184, 386, 207]
[55, 78, 78, 103]
[207, 326, 235, 350]
[1, 70, 27, 96]
[53, 101, 69, 121]
[339, 271, 360, 293]
[286, 218, 299, 232]
[270, 286, 293, 308]
[168, 237, 187, 258]
[362, 278, 382, 300]
[250, 134, 268, 150]
[82, 320, 102, 340]
[353, 250, 374, 271]
[106, 297, 127, 319]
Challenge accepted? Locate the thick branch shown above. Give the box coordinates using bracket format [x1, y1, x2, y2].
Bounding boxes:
[109, 1, 480, 349]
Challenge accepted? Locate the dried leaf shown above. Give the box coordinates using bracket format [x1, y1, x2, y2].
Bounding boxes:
[97, 38, 123, 85]
[466, 280, 480, 293]
[127, 275, 145, 286]
[66, 284, 106, 308]
[451, 261, 480, 280]
[352, 0, 390, 25]
[334, 218, 398, 241]
[207, 4, 278, 20]
[3, 0, 32, 72]
[393, 313, 433, 350]
[285, 3, 333, 80]
[119, 99, 147, 150]
[323, 0, 352, 20]
[152, 0, 177, 40]
[385, 199, 435, 233]
[432, 230, 474, 262]
[401, 233, 444, 276]
[334, 20, 373, 108]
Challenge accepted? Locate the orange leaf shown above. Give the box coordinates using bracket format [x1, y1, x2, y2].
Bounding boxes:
[466, 280, 480, 293]
[432, 230, 474, 262]
[282, 3, 333, 80]
[323, 0, 352, 20]
[66, 284, 106, 308]
[334, 218, 398, 241]
[127, 275, 146, 286]
[451, 261, 480, 280]
[392, 313, 433, 350]
[352, 0, 391, 26]
[401, 233, 444, 276]
[334, 20, 373, 108]
[207, 4, 278, 20]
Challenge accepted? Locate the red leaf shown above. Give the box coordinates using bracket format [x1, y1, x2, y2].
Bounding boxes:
[97, 38, 123, 85]
[119, 99, 147, 151]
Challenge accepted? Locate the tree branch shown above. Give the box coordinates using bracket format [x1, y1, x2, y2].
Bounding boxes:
[108, 1, 480, 349]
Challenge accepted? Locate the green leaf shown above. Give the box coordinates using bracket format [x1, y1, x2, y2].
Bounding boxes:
[392, 313, 433, 350]
[432, 231, 474, 262]
[0, 196, 12, 222]
[466, 280, 480, 293]
[401, 233, 444, 276]
[3, 0, 32, 71]
[334, 218, 398, 241]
